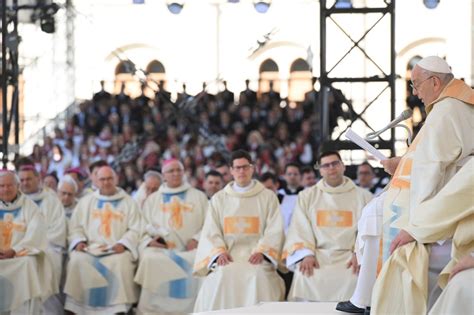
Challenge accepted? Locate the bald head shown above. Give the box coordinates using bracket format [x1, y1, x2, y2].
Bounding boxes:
[97, 166, 118, 196]
[0, 171, 19, 202]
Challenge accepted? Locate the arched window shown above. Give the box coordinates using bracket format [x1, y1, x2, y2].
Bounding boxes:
[146, 60, 167, 86]
[259, 59, 279, 73]
[259, 58, 280, 94]
[114, 60, 136, 96]
[115, 60, 136, 75]
[290, 58, 310, 72]
[146, 60, 166, 74]
[288, 58, 312, 102]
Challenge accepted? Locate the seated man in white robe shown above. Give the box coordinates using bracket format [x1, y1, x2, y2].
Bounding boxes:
[134, 159, 208, 314]
[57, 175, 79, 306]
[19, 164, 67, 313]
[64, 166, 142, 314]
[133, 169, 162, 208]
[283, 151, 372, 302]
[193, 150, 285, 312]
[58, 174, 79, 220]
[0, 171, 48, 314]
[371, 56, 474, 315]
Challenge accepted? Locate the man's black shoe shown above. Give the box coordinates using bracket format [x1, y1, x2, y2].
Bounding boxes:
[335, 301, 365, 313]
[364, 306, 371, 315]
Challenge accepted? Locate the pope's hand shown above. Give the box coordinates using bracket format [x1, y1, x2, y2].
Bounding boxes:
[381, 156, 402, 175]
[389, 229, 415, 254]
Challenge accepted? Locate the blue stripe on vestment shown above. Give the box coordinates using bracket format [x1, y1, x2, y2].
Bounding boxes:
[383, 203, 403, 261]
[168, 251, 192, 299]
[87, 257, 119, 307]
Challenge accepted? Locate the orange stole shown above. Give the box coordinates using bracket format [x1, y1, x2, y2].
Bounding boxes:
[376, 237, 383, 275]
[388, 132, 422, 190]
[0, 213, 26, 250]
[316, 210, 353, 227]
[223, 216, 260, 234]
[92, 203, 124, 239]
[161, 196, 193, 229]
[389, 157, 412, 189]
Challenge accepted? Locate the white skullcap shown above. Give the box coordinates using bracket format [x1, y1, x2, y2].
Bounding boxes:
[416, 56, 452, 74]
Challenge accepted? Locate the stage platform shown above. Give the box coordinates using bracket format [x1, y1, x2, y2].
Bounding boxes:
[194, 302, 348, 314]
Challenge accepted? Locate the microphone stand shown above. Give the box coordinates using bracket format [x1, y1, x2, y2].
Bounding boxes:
[366, 124, 412, 145]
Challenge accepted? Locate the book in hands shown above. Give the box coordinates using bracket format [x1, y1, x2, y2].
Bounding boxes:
[85, 244, 116, 257]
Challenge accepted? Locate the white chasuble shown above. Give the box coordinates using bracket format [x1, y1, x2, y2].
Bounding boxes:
[372, 79, 474, 315]
[283, 177, 372, 301]
[0, 194, 50, 313]
[27, 187, 67, 311]
[134, 182, 208, 314]
[193, 180, 285, 312]
[64, 188, 142, 314]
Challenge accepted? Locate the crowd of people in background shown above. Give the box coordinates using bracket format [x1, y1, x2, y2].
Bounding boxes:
[27, 78, 372, 196]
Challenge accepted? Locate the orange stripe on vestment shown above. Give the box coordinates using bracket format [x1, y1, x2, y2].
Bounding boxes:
[256, 244, 279, 260]
[194, 247, 226, 271]
[223, 216, 260, 234]
[282, 242, 315, 260]
[390, 158, 412, 189]
[377, 237, 383, 275]
[316, 210, 353, 227]
[388, 134, 422, 190]
[426, 79, 474, 114]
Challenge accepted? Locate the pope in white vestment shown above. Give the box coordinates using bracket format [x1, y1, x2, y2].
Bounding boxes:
[283, 152, 372, 302]
[0, 171, 49, 314]
[64, 166, 142, 315]
[371, 56, 474, 314]
[134, 159, 208, 314]
[193, 151, 285, 312]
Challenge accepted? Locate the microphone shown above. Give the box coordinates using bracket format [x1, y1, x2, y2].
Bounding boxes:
[366, 109, 413, 141]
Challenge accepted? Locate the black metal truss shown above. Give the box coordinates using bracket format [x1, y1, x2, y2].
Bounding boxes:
[1, 0, 21, 167]
[319, 0, 396, 156]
